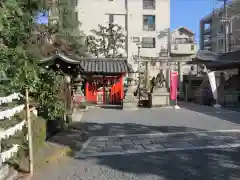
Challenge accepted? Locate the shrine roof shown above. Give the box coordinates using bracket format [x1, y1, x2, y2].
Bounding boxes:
[38, 53, 82, 65]
[80, 59, 133, 74]
[38, 52, 133, 73]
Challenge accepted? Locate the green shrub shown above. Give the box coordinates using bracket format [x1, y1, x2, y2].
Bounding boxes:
[31, 113, 46, 154]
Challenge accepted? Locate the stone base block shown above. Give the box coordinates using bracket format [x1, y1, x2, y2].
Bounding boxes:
[152, 95, 170, 107]
[122, 101, 138, 111]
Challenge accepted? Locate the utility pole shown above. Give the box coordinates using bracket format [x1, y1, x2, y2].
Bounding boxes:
[137, 44, 141, 101]
[137, 44, 141, 85]
[167, 27, 172, 89]
[223, 0, 228, 52]
[167, 27, 171, 57]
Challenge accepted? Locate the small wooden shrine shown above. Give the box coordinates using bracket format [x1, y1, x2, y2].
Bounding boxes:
[80, 58, 133, 105]
[38, 53, 133, 106]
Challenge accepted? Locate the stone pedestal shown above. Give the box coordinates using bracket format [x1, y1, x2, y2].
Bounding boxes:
[122, 84, 138, 110]
[152, 87, 170, 107]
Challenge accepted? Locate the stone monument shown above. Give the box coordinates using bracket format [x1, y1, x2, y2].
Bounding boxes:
[151, 70, 170, 107]
[122, 74, 138, 110]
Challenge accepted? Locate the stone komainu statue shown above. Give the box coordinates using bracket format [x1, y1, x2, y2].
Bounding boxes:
[156, 70, 165, 88]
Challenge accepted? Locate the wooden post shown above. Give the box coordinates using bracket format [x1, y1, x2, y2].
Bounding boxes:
[25, 88, 34, 176]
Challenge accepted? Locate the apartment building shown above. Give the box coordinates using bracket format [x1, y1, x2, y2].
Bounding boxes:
[76, 0, 170, 72]
[200, 0, 240, 53]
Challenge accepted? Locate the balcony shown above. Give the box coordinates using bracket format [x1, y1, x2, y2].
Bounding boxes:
[170, 44, 197, 55]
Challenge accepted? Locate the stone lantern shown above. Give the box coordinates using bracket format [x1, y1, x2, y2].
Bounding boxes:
[64, 75, 71, 84]
[74, 75, 83, 93]
[122, 72, 138, 110]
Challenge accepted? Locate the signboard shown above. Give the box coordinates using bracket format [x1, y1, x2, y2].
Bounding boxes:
[170, 71, 178, 100]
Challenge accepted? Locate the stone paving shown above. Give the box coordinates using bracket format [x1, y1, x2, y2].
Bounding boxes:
[75, 130, 240, 158]
[33, 105, 240, 180]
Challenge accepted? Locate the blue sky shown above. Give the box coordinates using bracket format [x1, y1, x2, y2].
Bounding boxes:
[35, 12, 48, 25]
[171, 0, 223, 42]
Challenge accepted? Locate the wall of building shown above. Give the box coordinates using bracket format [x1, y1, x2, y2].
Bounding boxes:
[200, 0, 240, 53]
[170, 28, 197, 55]
[76, 0, 170, 73]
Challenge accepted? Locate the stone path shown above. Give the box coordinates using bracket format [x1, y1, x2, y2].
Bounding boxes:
[75, 130, 240, 158]
[33, 105, 240, 180]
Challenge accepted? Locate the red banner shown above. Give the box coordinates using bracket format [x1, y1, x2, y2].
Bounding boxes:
[170, 71, 178, 100]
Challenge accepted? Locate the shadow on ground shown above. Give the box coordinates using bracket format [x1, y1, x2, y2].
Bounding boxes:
[92, 147, 240, 180]
[49, 122, 205, 149]
[48, 122, 240, 180]
[97, 105, 123, 110]
[179, 101, 240, 125]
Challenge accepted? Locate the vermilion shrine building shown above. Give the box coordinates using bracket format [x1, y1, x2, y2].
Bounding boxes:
[38, 53, 133, 105]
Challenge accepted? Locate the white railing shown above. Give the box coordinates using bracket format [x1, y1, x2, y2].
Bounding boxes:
[0, 93, 23, 105]
[1, 144, 20, 163]
[0, 120, 26, 139]
[0, 105, 25, 120]
[0, 93, 25, 163]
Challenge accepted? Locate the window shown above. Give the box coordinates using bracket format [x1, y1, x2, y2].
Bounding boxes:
[191, 45, 195, 50]
[220, 24, 224, 33]
[142, 37, 156, 48]
[220, 39, 224, 46]
[175, 38, 188, 44]
[143, 0, 155, 10]
[143, 15, 155, 31]
[75, 12, 78, 22]
[109, 14, 114, 24]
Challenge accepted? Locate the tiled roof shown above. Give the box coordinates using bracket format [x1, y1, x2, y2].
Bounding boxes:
[219, 50, 240, 61]
[80, 59, 133, 73]
[38, 53, 133, 73]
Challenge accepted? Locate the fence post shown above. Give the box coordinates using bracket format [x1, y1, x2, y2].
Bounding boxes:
[25, 88, 34, 176]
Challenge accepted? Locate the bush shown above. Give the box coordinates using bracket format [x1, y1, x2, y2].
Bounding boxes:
[31, 113, 46, 154]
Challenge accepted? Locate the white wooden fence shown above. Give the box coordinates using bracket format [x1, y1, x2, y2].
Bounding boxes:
[0, 93, 25, 163]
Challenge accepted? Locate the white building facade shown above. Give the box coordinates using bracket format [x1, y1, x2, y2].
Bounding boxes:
[170, 27, 197, 56]
[76, 0, 170, 72]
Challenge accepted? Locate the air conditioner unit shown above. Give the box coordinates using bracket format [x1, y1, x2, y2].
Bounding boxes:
[132, 37, 140, 43]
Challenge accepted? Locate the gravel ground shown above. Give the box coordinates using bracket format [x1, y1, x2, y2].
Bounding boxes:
[33, 147, 240, 180]
[33, 104, 240, 180]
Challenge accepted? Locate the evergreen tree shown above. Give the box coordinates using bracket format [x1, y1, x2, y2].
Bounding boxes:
[87, 23, 126, 58]
[0, 0, 66, 121]
[30, 0, 88, 58]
